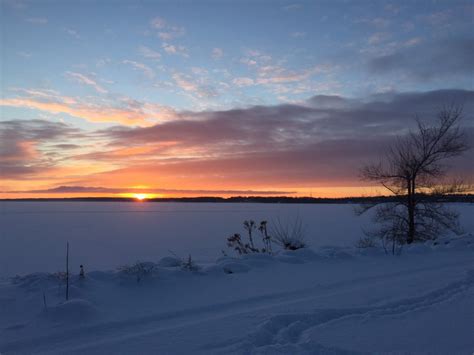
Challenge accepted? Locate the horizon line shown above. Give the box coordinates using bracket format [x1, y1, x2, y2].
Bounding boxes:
[1, 194, 473, 202]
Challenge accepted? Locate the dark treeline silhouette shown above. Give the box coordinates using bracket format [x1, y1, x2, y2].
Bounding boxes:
[2, 194, 473, 204]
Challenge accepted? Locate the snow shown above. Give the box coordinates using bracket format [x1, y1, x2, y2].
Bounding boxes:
[2, 201, 473, 278]
[157, 257, 182, 268]
[0, 202, 372, 277]
[1, 202, 473, 354]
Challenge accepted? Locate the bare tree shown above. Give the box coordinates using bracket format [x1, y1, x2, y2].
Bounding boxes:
[358, 106, 470, 250]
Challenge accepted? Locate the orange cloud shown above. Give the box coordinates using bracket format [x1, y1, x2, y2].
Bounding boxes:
[0, 93, 176, 126]
[1, 90, 472, 199]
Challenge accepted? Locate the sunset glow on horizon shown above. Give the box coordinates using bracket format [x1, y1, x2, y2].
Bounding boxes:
[1, 1, 473, 199]
[133, 193, 148, 201]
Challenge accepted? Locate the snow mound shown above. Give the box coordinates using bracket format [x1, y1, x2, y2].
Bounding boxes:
[316, 246, 353, 259]
[218, 258, 251, 274]
[354, 234, 474, 256]
[157, 256, 182, 267]
[40, 299, 99, 323]
[205, 257, 252, 274]
[276, 246, 354, 261]
[396, 233, 474, 255]
[404, 243, 432, 254]
[86, 270, 116, 281]
[432, 233, 474, 250]
[240, 253, 275, 267]
[223, 262, 252, 274]
[11, 272, 65, 291]
[211, 252, 288, 274]
[210, 249, 318, 273]
[276, 248, 318, 264]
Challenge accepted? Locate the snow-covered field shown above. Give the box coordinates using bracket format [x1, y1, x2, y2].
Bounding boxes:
[1, 202, 378, 278]
[1, 202, 473, 354]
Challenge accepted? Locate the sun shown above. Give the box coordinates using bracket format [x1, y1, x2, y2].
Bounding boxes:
[134, 193, 148, 201]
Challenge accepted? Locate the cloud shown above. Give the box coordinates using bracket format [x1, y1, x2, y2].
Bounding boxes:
[212, 48, 224, 59]
[64, 28, 80, 39]
[158, 28, 185, 41]
[0, 119, 79, 178]
[240, 49, 272, 67]
[240, 57, 257, 66]
[368, 36, 474, 80]
[17, 51, 32, 58]
[0, 89, 176, 126]
[138, 46, 161, 61]
[368, 32, 391, 45]
[25, 17, 48, 25]
[122, 60, 155, 79]
[191, 67, 208, 75]
[96, 58, 111, 67]
[256, 64, 334, 85]
[172, 73, 217, 98]
[2, 90, 472, 190]
[162, 43, 189, 57]
[282, 4, 301, 11]
[65, 71, 108, 94]
[149, 16, 185, 40]
[150, 17, 166, 29]
[384, 4, 401, 14]
[404, 37, 422, 47]
[232, 77, 254, 87]
[238, 49, 337, 96]
[9, 185, 295, 196]
[52, 144, 81, 150]
[419, 10, 453, 26]
[96, 89, 473, 185]
[3, 0, 28, 10]
[356, 17, 390, 29]
[290, 31, 306, 38]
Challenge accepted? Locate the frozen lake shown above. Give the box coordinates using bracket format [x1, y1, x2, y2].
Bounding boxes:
[1, 201, 473, 277]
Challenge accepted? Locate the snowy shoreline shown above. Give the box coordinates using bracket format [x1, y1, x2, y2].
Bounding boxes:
[1, 234, 473, 354]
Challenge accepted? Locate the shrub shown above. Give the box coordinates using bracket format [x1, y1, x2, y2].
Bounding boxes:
[226, 217, 306, 254]
[355, 236, 377, 249]
[270, 216, 306, 250]
[167, 250, 201, 271]
[227, 233, 258, 255]
[243, 220, 257, 249]
[118, 261, 156, 283]
[181, 254, 200, 271]
[226, 220, 274, 255]
[258, 220, 273, 254]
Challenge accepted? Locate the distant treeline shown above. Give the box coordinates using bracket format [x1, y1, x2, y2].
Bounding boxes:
[2, 194, 474, 203]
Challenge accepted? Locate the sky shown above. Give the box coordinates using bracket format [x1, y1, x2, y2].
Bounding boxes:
[1, 0, 473, 198]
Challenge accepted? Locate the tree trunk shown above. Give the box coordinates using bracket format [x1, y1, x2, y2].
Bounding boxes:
[407, 179, 415, 244]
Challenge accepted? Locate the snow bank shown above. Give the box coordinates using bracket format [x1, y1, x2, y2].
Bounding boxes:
[157, 256, 182, 267]
[39, 299, 99, 323]
[1, 229, 473, 354]
[9, 233, 473, 285]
